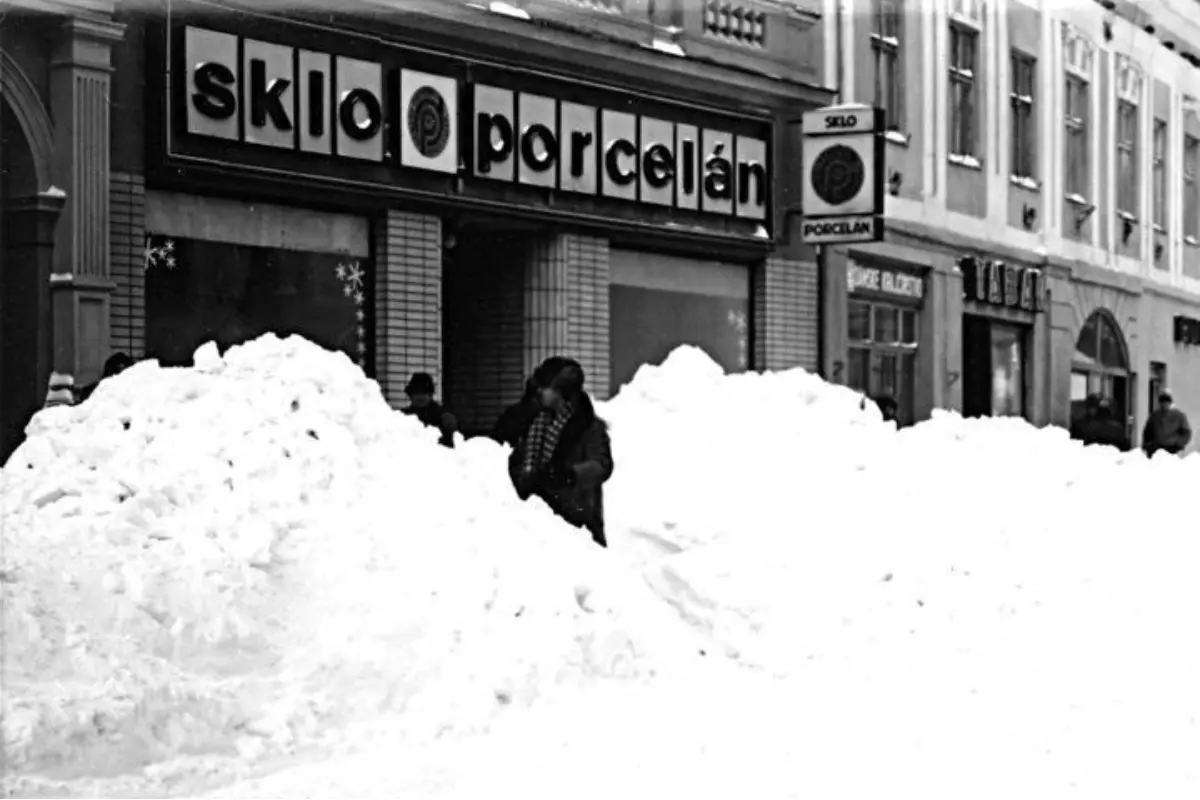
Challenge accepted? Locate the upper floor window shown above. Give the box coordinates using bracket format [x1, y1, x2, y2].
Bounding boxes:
[949, 22, 979, 159]
[1010, 51, 1036, 181]
[1065, 76, 1090, 198]
[1153, 119, 1168, 229]
[1185, 133, 1200, 241]
[1062, 25, 1094, 200]
[1115, 56, 1143, 219]
[1116, 100, 1139, 215]
[871, 0, 903, 133]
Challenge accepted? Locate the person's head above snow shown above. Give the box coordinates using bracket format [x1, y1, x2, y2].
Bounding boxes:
[533, 356, 585, 410]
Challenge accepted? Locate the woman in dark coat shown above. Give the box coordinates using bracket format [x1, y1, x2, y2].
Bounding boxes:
[506, 357, 614, 548]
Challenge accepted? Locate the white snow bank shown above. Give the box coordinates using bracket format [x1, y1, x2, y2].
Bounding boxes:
[8, 339, 1200, 799]
[1, 336, 703, 792]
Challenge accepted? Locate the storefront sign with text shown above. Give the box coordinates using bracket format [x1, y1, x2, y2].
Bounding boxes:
[959, 256, 1045, 313]
[179, 26, 769, 222]
[847, 263, 924, 300]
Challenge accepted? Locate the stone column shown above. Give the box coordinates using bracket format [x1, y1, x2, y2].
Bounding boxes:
[1, 191, 65, 460]
[48, 13, 125, 384]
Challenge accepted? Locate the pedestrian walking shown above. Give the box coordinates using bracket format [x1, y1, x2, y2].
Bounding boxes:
[508, 356, 614, 548]
[402, 372, 457, 448]
[1142, 390, 1192, 456]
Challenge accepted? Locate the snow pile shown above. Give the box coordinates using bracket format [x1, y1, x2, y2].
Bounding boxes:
[1, 336, 701, 791]
[9, 338, 1200, 799]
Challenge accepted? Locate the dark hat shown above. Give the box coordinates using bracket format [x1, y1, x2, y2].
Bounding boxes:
[103, 352, 134, 378]
[1096, 396, 1112, 410]
[1084, 393, 1101, 407]
[404, 372, 436, 395]
[533, 356, 585, 399]
[1159, 389, 1174, 403]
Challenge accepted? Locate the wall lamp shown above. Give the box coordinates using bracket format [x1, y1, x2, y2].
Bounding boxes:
[1022, 204, 1037, 230]
[1074, 203, 1097, 231]
[887, 170, 903, 196]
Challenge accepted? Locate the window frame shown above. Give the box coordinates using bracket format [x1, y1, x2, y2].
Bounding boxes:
[948, 20, 980, 162]
[870, 0, 904, 135]
[1064, 73, 1091, 200]
[1184, 133, 1200, 241]
[1010, 50, 1037, 182]
[1153, 118, 1168, 230]
[1115, 98, 1140, 217]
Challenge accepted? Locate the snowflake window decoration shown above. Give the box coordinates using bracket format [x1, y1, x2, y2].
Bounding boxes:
[727, 308, 749, 369]
[144, 234, 177, 272]
[335, 257, 369, 363]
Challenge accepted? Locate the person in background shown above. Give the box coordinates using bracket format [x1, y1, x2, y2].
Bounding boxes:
[402, 372, 457, 448]
[1078, 396, 1130, 451]
[1070, 394, 1100, 442]
[76, 352, 135, 404]
[1142, 390, 1192, 456]
[874, 395, 898, 425]
[508, 356, 614, 548]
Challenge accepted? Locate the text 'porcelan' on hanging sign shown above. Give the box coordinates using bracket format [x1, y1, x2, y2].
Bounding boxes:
[179, 26, 770, 221]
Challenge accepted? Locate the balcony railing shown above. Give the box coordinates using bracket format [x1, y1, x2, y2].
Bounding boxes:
[513, 0, 822, 84]
[702, 1, 768, 48]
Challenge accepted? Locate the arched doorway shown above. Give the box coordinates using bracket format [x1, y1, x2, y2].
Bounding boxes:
[1070, 309, 1132, 438]
[1, 47, 58, 462]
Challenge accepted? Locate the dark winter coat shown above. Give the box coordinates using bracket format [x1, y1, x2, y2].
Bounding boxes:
[507, 391, 614, 547]
[1078, 413, 1130, 451]
[1142, 407, 1192, 455]
[403, 401, 456, 448]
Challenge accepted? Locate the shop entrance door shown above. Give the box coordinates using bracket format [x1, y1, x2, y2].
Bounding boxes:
[961, 314, 992, 418]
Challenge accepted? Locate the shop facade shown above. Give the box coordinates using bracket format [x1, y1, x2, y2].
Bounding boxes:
[821, 222, 1055, 427]
[101, 0, 829, 436]
[1140, 286, 1200, 455]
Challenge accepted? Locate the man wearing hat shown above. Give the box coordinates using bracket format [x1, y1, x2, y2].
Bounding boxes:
[507, 356, 614, 548]
[1142, 389, 1192, 456]
[402, 372, 457, 448]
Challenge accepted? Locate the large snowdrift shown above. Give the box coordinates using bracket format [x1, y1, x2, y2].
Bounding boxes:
[5, 336, 1200, 799]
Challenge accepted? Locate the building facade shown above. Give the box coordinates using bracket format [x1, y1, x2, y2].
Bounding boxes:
[821, 0, 1200, 451]
[0, 0, 829, 458]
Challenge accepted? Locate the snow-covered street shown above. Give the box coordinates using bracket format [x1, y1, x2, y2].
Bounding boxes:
[5, 335, 1200, 799]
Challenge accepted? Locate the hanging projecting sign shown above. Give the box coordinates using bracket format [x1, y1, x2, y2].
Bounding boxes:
[959, 256, 1046, 313]
[176, 25, 771, 229]
[799, 104, 885, 245]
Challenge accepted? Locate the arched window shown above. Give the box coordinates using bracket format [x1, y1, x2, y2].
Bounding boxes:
[1070, 310, 1131, 436]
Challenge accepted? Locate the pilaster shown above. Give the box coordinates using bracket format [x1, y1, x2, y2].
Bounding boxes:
[48, 13, 125, 382]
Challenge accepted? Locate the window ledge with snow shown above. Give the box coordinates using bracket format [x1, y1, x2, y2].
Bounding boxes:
[948, 153, 982, 170]
[1117, 210, 1138, 223]
[1153, 223, 1167, 235]
[1065, 193, 1091, 207]
[885, 130, 910, 146]
[1185, 235, 1200, 247]
[1010, 175, 1040, 191]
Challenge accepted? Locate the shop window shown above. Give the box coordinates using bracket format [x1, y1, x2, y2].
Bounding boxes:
[846, 299, 919, 425]
[609, 249, 750, 396]
[962, 315, 1028, 419]
[144, 235, 370, 369]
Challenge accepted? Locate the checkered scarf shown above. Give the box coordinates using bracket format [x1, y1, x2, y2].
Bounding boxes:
[522, 401, 573, 476]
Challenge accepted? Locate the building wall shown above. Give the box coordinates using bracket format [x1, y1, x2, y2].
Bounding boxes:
[823, 0, 1200, 440]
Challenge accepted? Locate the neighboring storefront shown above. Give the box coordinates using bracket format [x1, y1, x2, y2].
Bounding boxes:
[958, 256, 1047, 421]
[1136, 285, 1200, 454]
[843, 260, 925, 426]
[126, 1, 828, 434]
